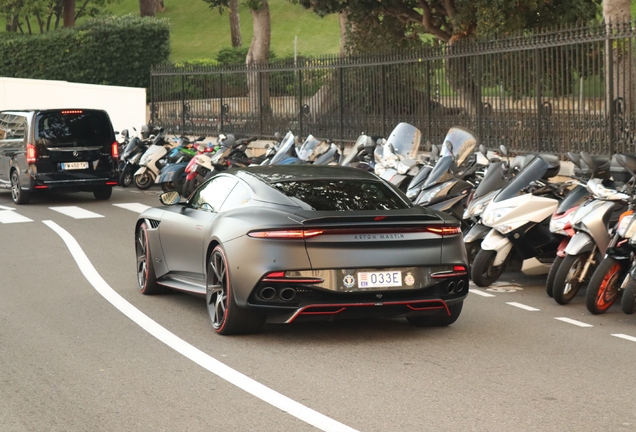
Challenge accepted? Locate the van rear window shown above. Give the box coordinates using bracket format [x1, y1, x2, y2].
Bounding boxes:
[35, 111, 113, 147]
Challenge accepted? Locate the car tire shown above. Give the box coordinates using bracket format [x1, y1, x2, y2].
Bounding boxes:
[407, 301, 463, 327]
[135, 172, 154, 190]
[93, 186, 112, 200]
[471, 249, 506, 287]
[545, 255, 564, 298]
[620, 277, 636, 314]
[585, 256, 622, 314]
[206, 245, 264, 335]
[10, 170, 30, 205]
[552, 252, 590, 305]
[136, 223, 163, 295]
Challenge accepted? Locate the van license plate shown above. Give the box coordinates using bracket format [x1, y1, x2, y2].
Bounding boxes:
[61, 162, 88, 170]
[357, 271, 402, 289]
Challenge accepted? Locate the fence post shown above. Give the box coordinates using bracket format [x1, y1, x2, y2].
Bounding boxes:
[258, 69, 263, 137]
[181, 74, 186, 134]
[606, 27, 615, 155]
[220, 73, 224, 133]
[535, 49, 543, 152]
[339, 67, 344, 144]
[298, 69, 304, 137]
[381, 64, 387, 137]
[425, 61, 431, 141]
[150, 72, 155, 125]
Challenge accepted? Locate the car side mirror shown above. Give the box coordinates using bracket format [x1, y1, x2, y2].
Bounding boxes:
[159, 191, 181, 206]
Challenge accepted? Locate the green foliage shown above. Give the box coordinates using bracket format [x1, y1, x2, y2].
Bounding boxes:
[0, 15, 170, 88]
[216, 46, 249, 63]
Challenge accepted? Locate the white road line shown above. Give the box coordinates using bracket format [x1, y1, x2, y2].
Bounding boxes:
[554, 317, 593, 328]
[49, 206, 104, 219]
[0, 204, 15, 210]
[506, 302, 540, 311]
[0, 210, 32, 224]
[612, 334, 636, 343]
[43, 220, 358, 432]
[469, 288, 496, 297]
[113, 203, 151, 213]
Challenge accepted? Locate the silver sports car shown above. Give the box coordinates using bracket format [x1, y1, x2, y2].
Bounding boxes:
[135, 165, 468, 335]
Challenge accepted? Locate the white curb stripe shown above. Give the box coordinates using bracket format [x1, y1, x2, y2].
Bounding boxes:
[43, 220, 358, 432]
[506, 302, 540, 311]
[612, 334, 636, 343]
[554, 317, 593, 328]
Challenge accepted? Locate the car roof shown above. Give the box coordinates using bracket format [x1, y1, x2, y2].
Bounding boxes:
[0, 108, 108, 115]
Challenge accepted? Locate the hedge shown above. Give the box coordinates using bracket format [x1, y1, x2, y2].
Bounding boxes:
[0, 15, 170, 89]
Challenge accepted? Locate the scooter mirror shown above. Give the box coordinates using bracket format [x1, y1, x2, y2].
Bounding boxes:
[499, 144, 508, 156]
[479, 144, 487, 156]
[264, 143, 270, 149]
[430, 145, 439, 158]
[274, 132, 281, 140]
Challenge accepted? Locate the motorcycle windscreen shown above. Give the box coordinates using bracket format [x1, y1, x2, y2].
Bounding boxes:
[493, 157, 548, 203]
[440, 127, 477, 165]
[423, 155, 455, 189]
[472, 160, 507, 200]
[270, 131, 296, 165]
[385, 122, 422, 159]
[296, 135, 321, 161]
[341, 135, 370, 166]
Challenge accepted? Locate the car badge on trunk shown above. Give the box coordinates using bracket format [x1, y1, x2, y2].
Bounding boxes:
[73, 151, 79, 157]
[405, 273, 415, 286]
[343, 274, 355, 288]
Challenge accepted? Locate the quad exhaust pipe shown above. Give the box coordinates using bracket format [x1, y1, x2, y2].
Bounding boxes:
[258, 286, 297, 302]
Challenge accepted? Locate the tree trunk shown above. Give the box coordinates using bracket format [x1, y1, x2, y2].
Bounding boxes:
[229, 0, 242, 47]
[246, 0, 271, 114]
[5, 15, 18, 32]
[157, 0, 165, 12]
[603, 0, 634, 144]
[139, 0, 157, 17]
[63, 0, 75, 28]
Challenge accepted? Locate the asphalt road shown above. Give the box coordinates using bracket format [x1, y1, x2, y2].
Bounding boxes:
[1, 186, 636, 432]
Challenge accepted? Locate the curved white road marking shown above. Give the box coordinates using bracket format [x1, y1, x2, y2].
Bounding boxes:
[43, 220, 358, 432]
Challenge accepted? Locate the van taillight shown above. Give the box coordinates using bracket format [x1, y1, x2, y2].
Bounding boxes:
[111, 141, 119, 160]
[26, 144, 36, 164]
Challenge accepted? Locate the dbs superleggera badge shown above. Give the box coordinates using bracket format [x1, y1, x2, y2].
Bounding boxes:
[343, 274, 355, 288]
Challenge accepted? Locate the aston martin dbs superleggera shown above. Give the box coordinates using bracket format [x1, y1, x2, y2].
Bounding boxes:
[135, 165, 468, 335]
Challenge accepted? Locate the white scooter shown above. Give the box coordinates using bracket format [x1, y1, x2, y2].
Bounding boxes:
[471, 154, 567, 287]
[134, 130, 178, 190]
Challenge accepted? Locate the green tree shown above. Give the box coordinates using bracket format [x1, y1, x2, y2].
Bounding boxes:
[2, 0, 120, 34]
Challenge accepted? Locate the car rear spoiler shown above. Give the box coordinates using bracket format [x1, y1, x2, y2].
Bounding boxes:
[288, 213, 448, 227]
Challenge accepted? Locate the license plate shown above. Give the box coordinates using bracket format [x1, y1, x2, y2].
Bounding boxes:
[61, 162, 88, 170]
[358, 271, 402, 289]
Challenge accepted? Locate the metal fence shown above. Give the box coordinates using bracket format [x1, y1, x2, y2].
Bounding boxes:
[150, 21, 636, 155]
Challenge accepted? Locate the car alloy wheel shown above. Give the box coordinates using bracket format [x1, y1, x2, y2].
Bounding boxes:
[10, 170, 30, 204]
[136, 223, 160, 294]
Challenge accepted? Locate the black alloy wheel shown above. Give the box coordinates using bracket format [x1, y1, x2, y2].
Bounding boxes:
[206, 246, 264, 335]
[119, 165, 134, 187]
[10, 170, 30, 205]
[135, 172, 154, 190]
[545, 255, 564, 298]
[136, 223, 161, 295]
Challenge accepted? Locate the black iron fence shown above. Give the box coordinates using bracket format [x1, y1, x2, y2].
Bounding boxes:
[150, 21, 636, 155]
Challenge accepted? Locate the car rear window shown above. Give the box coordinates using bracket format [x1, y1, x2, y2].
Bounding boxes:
[272, 179, 409, 211]
[35, 110, 113, 147]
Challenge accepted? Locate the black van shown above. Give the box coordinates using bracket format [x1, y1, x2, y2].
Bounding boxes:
[0, 109, 119, 204]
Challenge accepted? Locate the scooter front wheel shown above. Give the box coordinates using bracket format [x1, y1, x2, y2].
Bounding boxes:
[545, 255, 564, 298]
[552, 252, 590, 305]
[585, 257, 622, 314]
[135, 172, 154, 190]
[471, 249, 507, 287]
[620, 276, 636, 314]
[119, 165, 134, 187]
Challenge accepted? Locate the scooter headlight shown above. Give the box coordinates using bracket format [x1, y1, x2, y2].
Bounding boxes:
[495, 221, 525, 235]
[482, 206, 516, 227]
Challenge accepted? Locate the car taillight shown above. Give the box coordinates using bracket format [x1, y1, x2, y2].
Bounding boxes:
[426, 226, 462, 236]
[248, 230, 324, 239]
[26, 143, 36, 164]
[111, 141, 119, 160]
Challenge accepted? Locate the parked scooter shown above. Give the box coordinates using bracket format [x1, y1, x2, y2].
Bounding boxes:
[374, 122, 421, 191]
[340, 134, 381, 171]
[118, 125, 154, 187]
[471, 154, 567, 287]
[155, 136, 202, 192]
[134, 128, 178, 190]
[550, 153, 626, 305]
[578, 153, 636, 313]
